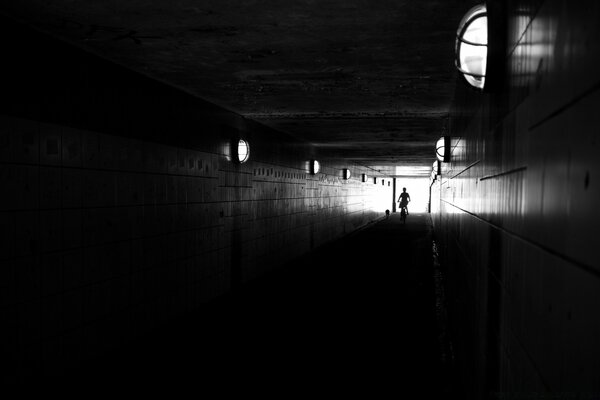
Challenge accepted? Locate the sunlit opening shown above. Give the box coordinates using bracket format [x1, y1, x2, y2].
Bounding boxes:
[394, 165, 432, 176]
[396, 177, 430, 213]
[373, 188, 391, 212]
[237, 139, 249, 163]
[456, 4, 488, 89]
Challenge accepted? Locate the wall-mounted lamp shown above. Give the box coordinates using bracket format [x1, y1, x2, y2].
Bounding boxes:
[362, 174, 368, 182]
[232, 139, 250, 164]
[436, 136, 451, 162]
[309, 160, 320, 174]
[433, 160, 441, 176]
[455, 4, 488, 89]
[455, 3, 506, 91]
[343, 169, 351, 180]
[373, 177, 378, 184]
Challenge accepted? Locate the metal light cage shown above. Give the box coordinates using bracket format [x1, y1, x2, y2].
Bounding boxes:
[232, 139, 250, 164]
[455, 4, 488, 89]
[433, 160, 441, 176]
[436, 136, 451, 162]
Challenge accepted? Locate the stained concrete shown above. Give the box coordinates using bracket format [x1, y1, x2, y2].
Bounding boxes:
[0, 1, 468, 177]
[66, 213, 453, 394]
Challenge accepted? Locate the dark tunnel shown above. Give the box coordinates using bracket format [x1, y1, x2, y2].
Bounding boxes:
[1, 1, 599, 396]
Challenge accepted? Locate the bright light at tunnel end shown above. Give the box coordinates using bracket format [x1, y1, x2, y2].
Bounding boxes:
[396, 177, 431, 213]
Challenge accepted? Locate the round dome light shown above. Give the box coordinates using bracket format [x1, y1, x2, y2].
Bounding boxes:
[455, 4, 488, 89]
[236, 139, 250, 163]
[433, 160, 441, 176]
[310, 160, 320, 174]
[436, 136, 450, 162]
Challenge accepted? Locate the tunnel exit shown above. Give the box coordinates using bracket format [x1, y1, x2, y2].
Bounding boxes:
[394, 177, 431, 213]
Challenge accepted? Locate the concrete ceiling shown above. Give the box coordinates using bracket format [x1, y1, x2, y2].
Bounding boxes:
[2, 0, 469, 177]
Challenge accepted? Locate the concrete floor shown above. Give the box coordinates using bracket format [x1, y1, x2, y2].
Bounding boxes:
[70, 213, 452, 394]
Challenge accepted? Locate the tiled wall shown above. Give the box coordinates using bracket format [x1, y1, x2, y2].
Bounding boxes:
[0, 16, 392, 380]
[432, 0, 600, 397]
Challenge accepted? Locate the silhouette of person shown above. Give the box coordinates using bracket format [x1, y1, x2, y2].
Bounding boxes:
[398, 187, 411, 215]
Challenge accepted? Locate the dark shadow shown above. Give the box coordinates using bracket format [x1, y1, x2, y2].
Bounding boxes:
[55, 214, 455, 395]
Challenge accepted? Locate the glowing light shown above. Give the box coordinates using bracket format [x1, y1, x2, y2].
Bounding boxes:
[436, 136, 450, 162]
[433, 160, 441, 176]
[362, 173, 368, 182]
[236, 139, 250, 163]
[394, 165, 432, 177]
[456, 4, 488, 89]
[396, 177, 431, 213]
[310, 160, 320, 174]
[343, 169, 351, 180]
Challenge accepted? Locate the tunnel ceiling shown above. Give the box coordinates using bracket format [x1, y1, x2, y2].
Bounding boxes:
[2, 0, 469, 177]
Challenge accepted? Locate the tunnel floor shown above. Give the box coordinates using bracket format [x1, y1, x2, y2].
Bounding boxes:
[71, 213, 452, 394]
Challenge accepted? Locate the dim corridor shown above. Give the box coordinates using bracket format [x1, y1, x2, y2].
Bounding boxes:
[72, 213, 451, 394]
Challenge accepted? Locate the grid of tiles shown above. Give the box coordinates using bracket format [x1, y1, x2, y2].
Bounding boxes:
[0, 114, 392, 379]
[431, 0, 600, 396]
